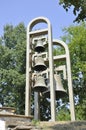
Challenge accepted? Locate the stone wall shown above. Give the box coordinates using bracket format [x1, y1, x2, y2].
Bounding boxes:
[0, 114, 86, 130]
[6, 120, 86, 130]
[38, 121, 86, 130]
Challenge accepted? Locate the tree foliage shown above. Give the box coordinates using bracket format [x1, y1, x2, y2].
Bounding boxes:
[0, 22, 86, 120]
[0, 23, 26, 114]
[61, 22, 86, 120]
[56, 105, 71, 121]
[59, 0, 86, 22]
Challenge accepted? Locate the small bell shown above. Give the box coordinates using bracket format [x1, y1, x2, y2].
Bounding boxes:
[33, 75, 48, 92]
[33, 56, 47, 71]
[35, 39, 45, 52]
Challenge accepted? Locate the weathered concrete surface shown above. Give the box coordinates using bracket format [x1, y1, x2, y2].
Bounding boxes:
[0, 114, 86, 130]
[38, 121, 86, 130]
[0, 114, 33, 129]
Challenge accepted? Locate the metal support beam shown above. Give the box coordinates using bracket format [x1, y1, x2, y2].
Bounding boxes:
[53, 39, 75, 121]
[25, 17, 75, 122]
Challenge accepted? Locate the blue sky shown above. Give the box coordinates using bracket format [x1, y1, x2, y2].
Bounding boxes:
[0, 0, 76, 39]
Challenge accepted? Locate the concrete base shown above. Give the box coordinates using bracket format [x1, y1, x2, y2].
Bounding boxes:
[39, 121, 86, 130]
[0, 114, 33, 129]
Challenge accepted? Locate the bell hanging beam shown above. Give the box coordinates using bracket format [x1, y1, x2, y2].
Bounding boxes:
[53, 39, 75, 121]
[26, 17, 56, 121]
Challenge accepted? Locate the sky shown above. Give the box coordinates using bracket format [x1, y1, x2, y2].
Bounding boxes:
[0, 0, 76, 39]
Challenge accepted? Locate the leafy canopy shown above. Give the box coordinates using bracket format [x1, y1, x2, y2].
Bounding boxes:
[61, 22, 86, 120]
[0, 23, 26, 114]
[59, 0, 86, 22]
[0, 21, 86, 120]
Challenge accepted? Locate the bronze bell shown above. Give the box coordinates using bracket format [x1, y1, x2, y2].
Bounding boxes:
[33, 75, 48, 92]
[34, 56, 47, 71]
[35, 39, 45, 52]
[43, 74, 67, 99]
[54, 74, 67, 99]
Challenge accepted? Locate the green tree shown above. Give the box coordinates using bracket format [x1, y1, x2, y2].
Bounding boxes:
[56, 105, 71, 121]
[59, 0, 86, 22]
[0, 23, 26, 114]
[61, 22, 86, 120]
[0, 23, 49, 119]
[0, 22, 86, 121]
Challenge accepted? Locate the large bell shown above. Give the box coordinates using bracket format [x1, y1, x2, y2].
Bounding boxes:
[43, 74, 67, 99]
[54, 74, 67, 99]
[33, 56, 47, 71]
[33, 75, 48, 92]
[35, 39, 45, 52]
